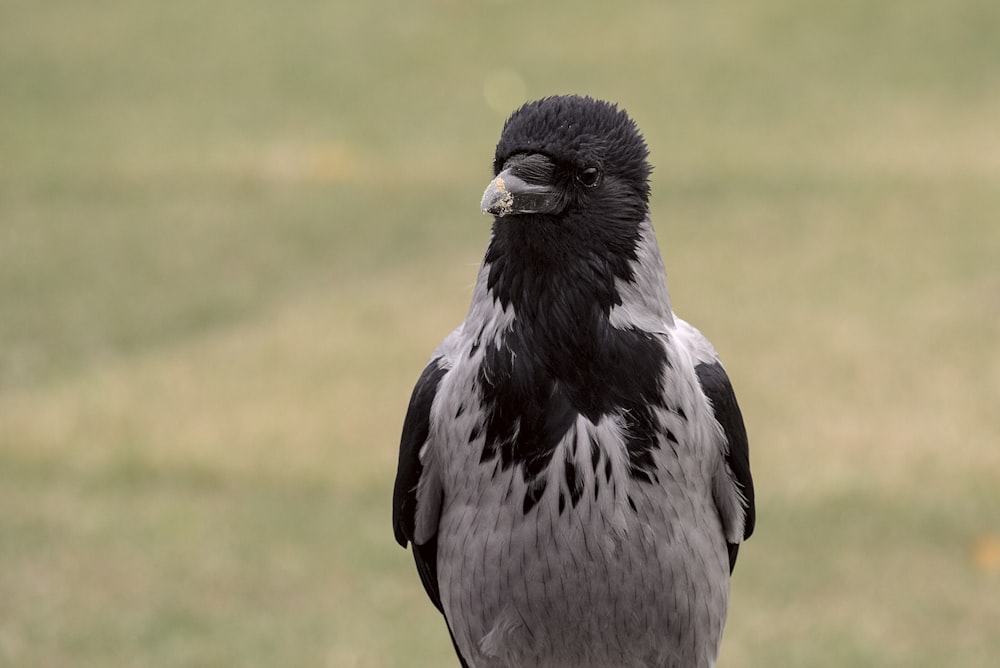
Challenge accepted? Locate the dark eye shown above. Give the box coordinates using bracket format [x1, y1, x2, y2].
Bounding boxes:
[577, 166, 602, 188]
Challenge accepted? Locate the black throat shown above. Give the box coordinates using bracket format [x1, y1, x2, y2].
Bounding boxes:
[474, 214, 669, 512]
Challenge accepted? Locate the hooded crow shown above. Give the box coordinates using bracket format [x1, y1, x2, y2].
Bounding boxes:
[393, 95, 755, 668]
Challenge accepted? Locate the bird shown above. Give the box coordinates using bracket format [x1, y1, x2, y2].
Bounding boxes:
[392, 95, 755, 668]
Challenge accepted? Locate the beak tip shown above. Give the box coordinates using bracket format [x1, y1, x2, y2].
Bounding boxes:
[481, 177, 514, 217]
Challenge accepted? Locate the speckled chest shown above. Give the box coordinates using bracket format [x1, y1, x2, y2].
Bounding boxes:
[428, 331, 730, 667]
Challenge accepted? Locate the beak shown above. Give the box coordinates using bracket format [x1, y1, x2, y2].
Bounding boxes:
[481, 155, 561, 217]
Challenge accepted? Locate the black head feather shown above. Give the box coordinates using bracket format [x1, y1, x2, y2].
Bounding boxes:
[484, 96, 655, 311]
[494, 95, 652, 204]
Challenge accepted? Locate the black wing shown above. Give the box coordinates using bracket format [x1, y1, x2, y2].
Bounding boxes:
[392, 358, 448, 603]
[392, 358, 470, 667]
[695, 361, 756, 572]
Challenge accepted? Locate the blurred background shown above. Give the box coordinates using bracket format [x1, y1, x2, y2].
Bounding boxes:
[2, 0, 998, 666]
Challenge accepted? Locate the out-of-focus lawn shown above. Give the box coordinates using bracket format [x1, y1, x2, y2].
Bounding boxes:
[1, 1, 998, 666]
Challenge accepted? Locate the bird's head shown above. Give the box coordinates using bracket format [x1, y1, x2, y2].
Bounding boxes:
[476, 96, 669, 319]
[481, 95, 652, 226]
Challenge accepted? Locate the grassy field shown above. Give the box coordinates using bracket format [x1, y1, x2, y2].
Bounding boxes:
[2, 1, 999, 665]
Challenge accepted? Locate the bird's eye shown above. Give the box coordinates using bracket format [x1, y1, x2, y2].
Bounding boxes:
[577, 166, 602, 188]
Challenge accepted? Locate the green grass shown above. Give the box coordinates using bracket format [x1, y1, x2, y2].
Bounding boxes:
[2, 0, 999, 665]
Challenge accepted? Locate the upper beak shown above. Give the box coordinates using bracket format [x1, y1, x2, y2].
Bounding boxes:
[481, 156, 561, 217]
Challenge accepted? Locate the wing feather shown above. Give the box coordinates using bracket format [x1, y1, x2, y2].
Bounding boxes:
[392, 357, 471, 667]
[695, 360, 756, 572]
[392, 358, 448, 593]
